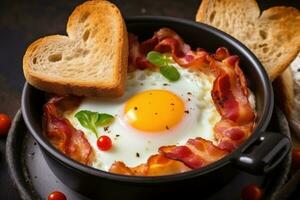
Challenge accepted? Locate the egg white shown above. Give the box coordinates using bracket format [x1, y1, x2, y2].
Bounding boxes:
[65, 64, 222, 171]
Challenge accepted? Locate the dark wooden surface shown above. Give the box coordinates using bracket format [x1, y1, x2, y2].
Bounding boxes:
[0, 0, 299, 199]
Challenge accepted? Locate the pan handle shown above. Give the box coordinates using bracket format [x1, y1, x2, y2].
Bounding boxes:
[233, 132, 291, 175]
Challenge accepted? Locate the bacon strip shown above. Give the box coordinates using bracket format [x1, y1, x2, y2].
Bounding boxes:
[109, 138, 227, 175]
[128, 33, 154, 71]
[128, 28, 210, 71]
[160, 138, 227, 168]
[160, 145, 205, 169]
[211, 56, 255, 124]
[109, 154, 191, 176]
[213, 119, 254, 151]
[44, 96, 94, 164]
[210, 56, 255, 151]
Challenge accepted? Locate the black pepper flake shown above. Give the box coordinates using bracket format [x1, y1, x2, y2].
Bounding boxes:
[33, 142, 37, 146]
[166, 125, 169, 130]
[136, 153, 140, 157]
[298, 68, 300, 72]
[116, 134, 120, 137]
[31, 152, 35, 156]
[188, 98, 191, 101]
[187, 92, 192, 95]
[140, 83, 144, 86]
[149, 92, 152, 95]
[154, 112, 158, 115]
[134, 106, 138, 110]
[163, 83, 168, 86]
[104, 126, 109, 131]
[185, 110, 190, 114]
[170, 103, 175, 106]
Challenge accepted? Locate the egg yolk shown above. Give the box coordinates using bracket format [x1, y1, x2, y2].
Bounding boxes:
[124, 90, 185, 132]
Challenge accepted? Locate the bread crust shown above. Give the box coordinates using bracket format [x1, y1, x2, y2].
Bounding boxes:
[261, 6, 300, 80]
[196, 0, 300, 81]
[274, 55, 300, 138]
[23, 0, 128, 97]
[274, 68, 294, 118]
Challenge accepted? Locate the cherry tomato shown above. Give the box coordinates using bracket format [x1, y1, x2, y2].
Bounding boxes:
[48, 191, 67, 200]
[241, 184, 262, 200]
[292, 147, 300, 169]
[97, 135, 112, 151]
[0, 113, 11, 136]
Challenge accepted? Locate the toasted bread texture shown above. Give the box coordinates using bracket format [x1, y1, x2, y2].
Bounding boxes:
[23, 0, 128, 97]
[274, 68, 294, 118]
[275, 54, 300, 137]
[196, 0, 300, 80]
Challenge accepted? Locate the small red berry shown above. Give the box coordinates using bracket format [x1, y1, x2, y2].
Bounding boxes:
[97, 135, 112, 151]
[48, 191, 67, 200]
[241, 184, 262, 200]
[0, 113, 11, 136]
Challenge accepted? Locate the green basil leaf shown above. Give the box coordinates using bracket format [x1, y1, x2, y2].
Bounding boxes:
[147, 51, 174, 66]
[97, 113, 115, 126]
[160, 65, 180, 82]
[75, 110, 114, 138]
[147, 51, 180, 81]
[147, 51, 164, 66]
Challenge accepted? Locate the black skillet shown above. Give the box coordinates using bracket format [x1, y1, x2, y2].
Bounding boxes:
[21, 16, 291, 199]
[5, 108, 292, 200]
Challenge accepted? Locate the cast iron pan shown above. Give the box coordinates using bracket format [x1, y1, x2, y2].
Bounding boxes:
[6, 107, 291, 200]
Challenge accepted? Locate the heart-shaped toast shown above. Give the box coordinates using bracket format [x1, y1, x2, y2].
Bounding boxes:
[196, 0, 300, 80]
[23, 0, 128, 97]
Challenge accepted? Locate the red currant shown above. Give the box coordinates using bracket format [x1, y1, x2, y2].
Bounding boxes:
[97, 135, 112, 151]
[241, 184, 262, 200]
[0, 113, 11, 136]
[48, 191, 67, 200]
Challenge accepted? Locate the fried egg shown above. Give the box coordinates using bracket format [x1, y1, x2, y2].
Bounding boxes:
[66, 63, 222, 171]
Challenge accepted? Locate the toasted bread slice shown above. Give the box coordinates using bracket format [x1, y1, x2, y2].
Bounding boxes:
[275, 54, 300, 137]
[23, 0, 128, 97]
[274, 68, 294, 118]
[196, 0, 300, 80]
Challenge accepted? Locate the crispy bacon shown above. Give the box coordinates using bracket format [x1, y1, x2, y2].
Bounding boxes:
[128, 28, 210, 70]
[214, 119, 254, 151]
[160, 145, 205, 169]
[160, 138, 228, 168]
[214, 47, 230, 61]
[109, 161, 134, 176]
[110, 138, 228, 175]
[211, 56, 255, 124]
[210, 55, 255, 151]
[44, 96, 94, 164]
[109, 154, 191, 176]
[128, 33, 154, 71]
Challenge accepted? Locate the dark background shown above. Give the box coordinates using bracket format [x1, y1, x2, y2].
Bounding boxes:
[0, 0, 299, 199]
